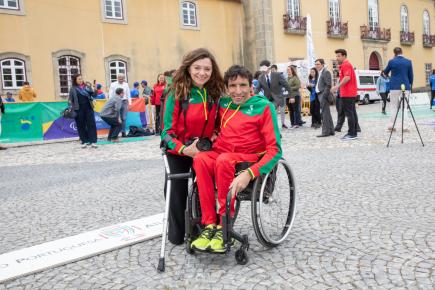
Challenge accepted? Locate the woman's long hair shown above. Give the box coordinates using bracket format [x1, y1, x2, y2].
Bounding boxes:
[171, 48, 224, 101]
[289, 66, 299, 80]
[308, 68, 318, 82]
[71, 74, 82, 87]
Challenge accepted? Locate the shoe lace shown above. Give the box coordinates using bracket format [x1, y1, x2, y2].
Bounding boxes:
[213, 229, 223, 241]
[200, 227, 215, 240]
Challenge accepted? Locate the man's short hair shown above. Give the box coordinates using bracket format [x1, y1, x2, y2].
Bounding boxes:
[115, 88, 124, 95]
[393, 47, 403, 56]
[315, 59, 325, 65]
[117, 73, 125, 78]
[23, 81, 29, 86]
[334, 49, 347, 57]
[224, 65, 253, 87]
[259, 60, 271, 68]
[271, 64, 278, 70]
[6, 92, 12, 96]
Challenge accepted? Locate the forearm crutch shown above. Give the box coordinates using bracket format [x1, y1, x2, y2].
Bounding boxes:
[157, 152, 192, 272]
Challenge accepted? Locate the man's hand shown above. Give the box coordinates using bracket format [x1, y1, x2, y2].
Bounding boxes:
[331, 85, 339, 94]
[183, 139, 200, 158]
[289, 98, 295, 104]
[229, 170, 252, 198]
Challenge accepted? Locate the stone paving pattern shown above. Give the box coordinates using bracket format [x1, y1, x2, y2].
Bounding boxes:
[0, 104, 434, 289]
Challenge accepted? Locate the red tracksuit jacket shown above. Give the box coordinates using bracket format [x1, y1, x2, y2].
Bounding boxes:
[161, 87, 218, 155]
[213, 95, 282, 178]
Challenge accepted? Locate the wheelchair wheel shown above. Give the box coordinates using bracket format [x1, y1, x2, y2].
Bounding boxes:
[251, 159, 296, 247]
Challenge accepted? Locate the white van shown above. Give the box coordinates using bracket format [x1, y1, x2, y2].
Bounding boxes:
[355, 70, 381, 104]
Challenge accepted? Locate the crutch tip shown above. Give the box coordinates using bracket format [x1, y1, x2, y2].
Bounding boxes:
[157, 257, 165, 272]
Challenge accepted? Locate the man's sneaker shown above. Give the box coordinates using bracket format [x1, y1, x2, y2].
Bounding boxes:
[81, 143, 88, 148]
[341, 134, 357, 141]
[208, 226, 226, 253]
[90, 143, 98, 148]
[191, 225, 215, 251]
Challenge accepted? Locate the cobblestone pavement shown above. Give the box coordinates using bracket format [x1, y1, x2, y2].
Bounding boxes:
[1, 104, 434, 289]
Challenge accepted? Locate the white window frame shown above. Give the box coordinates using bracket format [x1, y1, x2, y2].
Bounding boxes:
[100, 0, 127, 24]
[108, 60, 128, 83]
[0, 58, 26, 89]
[400, 5, 408, 32]
[287, 0, 300, 19]
[368, 0, 379, 30]
[0, 0, 25, 15]
[425, 63, 432, 85]
[423, 10, 430, 35]
[104, 0, 123, 20]
[328, 0, 340, 25]
[181, 1, 198, 28]
[58, 56, 81, 97]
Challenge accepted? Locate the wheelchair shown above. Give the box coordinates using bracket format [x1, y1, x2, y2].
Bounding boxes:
[184, 158, 297, 265]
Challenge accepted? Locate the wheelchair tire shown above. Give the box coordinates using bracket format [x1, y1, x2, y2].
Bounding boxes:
[251, 159, 296, 248]
[235, 248, 249, 265]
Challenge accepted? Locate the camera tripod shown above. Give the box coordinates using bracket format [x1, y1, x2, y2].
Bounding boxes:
[386, 87, 424, 147]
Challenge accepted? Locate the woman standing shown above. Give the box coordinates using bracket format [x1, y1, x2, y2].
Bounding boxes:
[286, 65, 302, 128]
[152, 74, 167, 135]
[376, 72, 390, 114]
[307, 68, 321, 128]
[68, 74, 98, 148]
[161, 48, 224, 245]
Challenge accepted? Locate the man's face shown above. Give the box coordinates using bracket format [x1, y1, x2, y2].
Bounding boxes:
[315, 61, 323, 71]
[335, 53, 345, 64]
[117, 76, 125, 83]
[227, 76, 251, 105]
[271, 67, 277, 73]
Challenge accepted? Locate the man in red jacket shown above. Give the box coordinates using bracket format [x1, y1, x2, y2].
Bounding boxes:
[191, 65, 282, 253]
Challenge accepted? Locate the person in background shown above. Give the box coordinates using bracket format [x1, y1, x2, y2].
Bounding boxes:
[0, 96, 6, 150]
[429, 69, 435, 110]
[376, 72, 390, 115]
[141, 80, 154, 131]
[287, 65, 302, 129]
[68, 74, 98, 148]
[334, 70, 345, 132]
[307, 67, 321, 129]
[95, 84, 106, 99]
[131, 82, 140, 98]
[270, 64, 278, 73]
[151, 74, 166, 135]
[4, 92, 15, 102]
[109, 73, 131, 137]
[161, 48, 223, 245]
[100, 87, 124, 143]
[18, 81, 37, 102]
[315, 59, 334, 137]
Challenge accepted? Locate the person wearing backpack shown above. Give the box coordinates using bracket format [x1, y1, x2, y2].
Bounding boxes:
[160, 48, 224, 245]
[376, 72, 390, 115]
[100, 88, 124, 142]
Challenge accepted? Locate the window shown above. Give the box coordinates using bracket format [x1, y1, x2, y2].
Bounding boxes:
[108, 60, 127, 83]
[401, 5, 408, 32]
[105, 0, 123, 19]
[181, 1, 197, 27]
[1, 58, 26, 89]
[425, 63, 432, 85]
[331, 60, 339, 85]
[423, 10, 430, 35]
[0, 0, 18, 10]
[359, 76, 375, 85]
[287, 0, 300, 18]
[329, 0, 340, 24]
[58, 56, 81, 96]
[368, 0, 379, 30]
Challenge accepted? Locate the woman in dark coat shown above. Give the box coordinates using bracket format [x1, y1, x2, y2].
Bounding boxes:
[68, 74, 98, 148]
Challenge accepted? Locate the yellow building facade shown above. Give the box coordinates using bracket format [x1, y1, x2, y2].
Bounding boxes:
[0, 0, 433, 101]
[245, 0, 434, 89]
[0, 0, 243, 101]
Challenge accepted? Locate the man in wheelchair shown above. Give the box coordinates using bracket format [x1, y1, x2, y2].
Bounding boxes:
[190, 65, 282, 253]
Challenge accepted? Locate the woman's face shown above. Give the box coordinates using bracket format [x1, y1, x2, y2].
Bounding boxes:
[75, 75, 83, 85]
[188, 58, 212, 88]
[158, 74, 165, 84]
[287, 66, 293, 76]
[310, 69, 316, 78]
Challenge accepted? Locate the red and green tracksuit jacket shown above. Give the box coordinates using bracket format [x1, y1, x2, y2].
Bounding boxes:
[213, 95, 282, 178]
[161, 87, 218, 155]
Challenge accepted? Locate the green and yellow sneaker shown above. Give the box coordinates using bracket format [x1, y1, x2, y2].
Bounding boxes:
[191, 224, 215, 251]
[208, 226, 226, 253]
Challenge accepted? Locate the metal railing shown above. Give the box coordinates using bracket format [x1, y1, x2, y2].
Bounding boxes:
[360, 25, 391, 42]
[423, 34, 435, 47]
[283, 15, 307, 34]
[327, 20, 348, 38]
[400, 31, 415, 45]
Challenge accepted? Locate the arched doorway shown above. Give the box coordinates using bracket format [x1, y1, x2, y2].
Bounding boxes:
[369, 52, 380, 70]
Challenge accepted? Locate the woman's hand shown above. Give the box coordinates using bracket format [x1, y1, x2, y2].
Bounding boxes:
[183, 139, 200, 158]
[230, 171, 252, 198]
